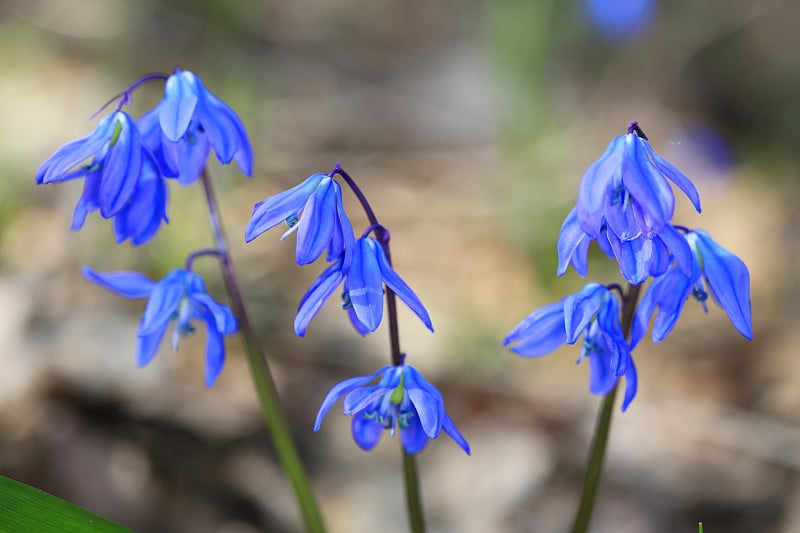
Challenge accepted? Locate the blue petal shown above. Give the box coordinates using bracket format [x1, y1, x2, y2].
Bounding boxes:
[404, 366, 445, 438]
[136, 320, 169, 367]
[607, 230, 652, 285]
[99, 113, 143, 217]
[620, 356, 638, 412]
[139, 270, 187, 336]
[577, 135, 625, 237]
[195, 307, 226, 386]
[82, 266, 154, 298]
[159, 71, 198, 142]
[112, 155, 169, 246]
[587, 346, 617, 396]
[295, 178, 338, 265]
[244, 174, 326, 242]
[658, 224, 693, 277]
[595, 295, 629, 376]
[346, 239, 385, 332]
[621, 135, 674, 235]
[373, 239, 434, 332]
[71, 165, 102, 230]
[327, 184, 356, 266]
[503, 300, 566, 358]
[190, 292, 237, 334]
[294, 261, 344, 337]
[36, 115, 116, 184]
[351, 413, 384, 451]
[198, 84, 254, 175]
[400, 416, 429, 455]
[342, 387, 389, 416]
[603, 175, 642, 241]
[644, 142, 702, 213]
[441, 414, 470, 455]
[163, 123, 212, 185]
[313, 368, 388, 431]
[563, 283, 606, 344]
[347, 305, 373, 336]
[689, 230, 753, 340]
[557, 207, 591, 277]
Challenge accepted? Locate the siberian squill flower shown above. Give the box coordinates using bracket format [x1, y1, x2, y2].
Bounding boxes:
[314, 364, 470, 455]
[37, 111, 168, 243]
[139, 69, 253, 183]
[558, 123, 702, 284]
[245, 173, 356, 266]
[294, 237, 433, 336]
[504, 283, 638, 411]
[83, 266, 237, 386]
[631, 229, 752, 348]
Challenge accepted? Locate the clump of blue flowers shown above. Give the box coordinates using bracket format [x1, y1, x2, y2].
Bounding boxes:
[246, 162, 467, 454]
[506, 121, 752, 410]
[36, 68, 252, 383]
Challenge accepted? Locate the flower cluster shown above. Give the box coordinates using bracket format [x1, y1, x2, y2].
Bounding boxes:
[246, 165, 465, 454]
[38, 69, 249, 384]
[37, 68, 252, 246]
[506, 122, 752, 410]
[245, 169, 433, 338]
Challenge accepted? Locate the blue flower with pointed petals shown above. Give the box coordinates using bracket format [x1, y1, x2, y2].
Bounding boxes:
[140, 69, 253, 183]
[294, 237, 433, 336]
[504, 283, 638, 411]
[37, 111, 160, 218]
[245, 173, 356, 266]
[558, 124, 701, 284]
[82, 266, 237, 386]
[314, 364, 470, 455]
[631, 229, 753, 348]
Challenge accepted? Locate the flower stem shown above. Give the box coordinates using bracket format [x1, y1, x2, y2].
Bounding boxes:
[334, 163, 426, 532]
[570, 282, 641, 533]
[199, 168, 326, 533]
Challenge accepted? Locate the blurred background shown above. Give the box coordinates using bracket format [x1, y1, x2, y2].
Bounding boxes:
[0, 0, 798, 531]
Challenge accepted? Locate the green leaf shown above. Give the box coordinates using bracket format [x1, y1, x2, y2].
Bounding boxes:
[0, 475, 132, 532]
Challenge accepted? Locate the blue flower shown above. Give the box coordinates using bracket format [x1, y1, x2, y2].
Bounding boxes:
[140, 69, 253, 183]
[631, 229, 753, 347]
[83, 266, 238, 386]
[37, 111, 161, 217]
[558, 125, 702, 284]
[294, 237, 434, 336]
[504, 283, 638, 411]
[245, 173, 356, 266]
[584, 0, 656, 41]
[314, 364, 470, 455]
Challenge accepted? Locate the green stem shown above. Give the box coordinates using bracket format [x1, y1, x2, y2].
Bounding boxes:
[403, 451, 425, 533]
[570, 283, 641, 533]
[199, 168, 326, 533]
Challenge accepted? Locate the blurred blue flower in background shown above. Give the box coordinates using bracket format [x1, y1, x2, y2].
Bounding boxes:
[584, 0, 657, 41]
[83, 266, 237, 386]
[631, 229, 753, 347]
[314, 364, 470, 455]
[504, 283, 638, 410]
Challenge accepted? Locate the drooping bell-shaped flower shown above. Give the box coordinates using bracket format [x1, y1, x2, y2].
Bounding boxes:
[293, 237, 433, 337]
[557, 123, 702, 284]
[140, 69, 253, 183]
[83, 266, 237, 386]
[631, 229, 753, 348]
[245, 173, 356, 267]
[314, 364, 470, 455]
[504, 283, 638, 411]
